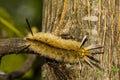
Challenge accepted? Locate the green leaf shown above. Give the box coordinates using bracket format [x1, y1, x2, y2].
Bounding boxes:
[0, 7, 12, 21]
[0, 54, 26, 73]
[0, 16, 23, 37]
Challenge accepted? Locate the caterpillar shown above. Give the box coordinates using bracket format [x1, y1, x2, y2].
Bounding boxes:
[25, 19, 103, 69]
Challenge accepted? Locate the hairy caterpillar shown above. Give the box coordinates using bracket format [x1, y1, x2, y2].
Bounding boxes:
[25, 19, 103, 69]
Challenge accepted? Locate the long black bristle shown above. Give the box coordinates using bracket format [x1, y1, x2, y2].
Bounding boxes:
[91, 52, 104, 55]
[84, 59, 93, 68]
[87, 55, 100, 63]
[80, 36, 88, 48]
[87, 46, 103, 50]
[26, 18, 33, 36]
[89, 60, 102, 70]
[17, 45, 30, 53]
[84, 58, 102, 70]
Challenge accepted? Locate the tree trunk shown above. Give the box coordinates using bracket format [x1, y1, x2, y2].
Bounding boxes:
[0, 0, 119, 80]
[41, 0, 120, 80]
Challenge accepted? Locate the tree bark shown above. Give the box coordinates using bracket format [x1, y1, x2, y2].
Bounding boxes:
[42, 0, 120, 80]
[0, 38, 25, 55]
[0, 38, 38, 80]
[0, 0, 119, 80]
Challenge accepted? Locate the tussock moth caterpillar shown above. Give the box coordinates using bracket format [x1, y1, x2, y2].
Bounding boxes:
[25, 19, 103, 69]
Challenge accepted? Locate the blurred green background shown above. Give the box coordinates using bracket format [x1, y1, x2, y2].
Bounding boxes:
[0, 0, 43, 80]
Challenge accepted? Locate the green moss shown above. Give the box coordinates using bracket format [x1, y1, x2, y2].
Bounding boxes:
[111, 66, 119, 73]
[96, 69, 102, 76]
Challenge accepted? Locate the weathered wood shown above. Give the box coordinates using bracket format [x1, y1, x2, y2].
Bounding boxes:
[42, 0, 120, 80]
[0, 38, 38, 80]
[0, 0, 119, 80]
[0, 38, 26, 55]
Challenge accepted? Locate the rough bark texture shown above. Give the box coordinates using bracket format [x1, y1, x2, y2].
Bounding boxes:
[0, 0, 119, 80]
[42, 0, 120, 80]
[0, 38, 26, 55]
[0, 38, 38, 80]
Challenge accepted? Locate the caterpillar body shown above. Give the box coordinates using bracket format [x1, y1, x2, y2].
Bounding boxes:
[25, 32, 102, 67]
[25, 19, 103, 69]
